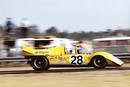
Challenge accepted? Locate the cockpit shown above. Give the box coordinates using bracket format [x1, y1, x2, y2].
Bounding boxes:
[77, 48, 92, 54]
[66, 47, 92, 54]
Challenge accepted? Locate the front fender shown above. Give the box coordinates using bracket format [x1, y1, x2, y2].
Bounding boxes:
[90, 52, 124, 66]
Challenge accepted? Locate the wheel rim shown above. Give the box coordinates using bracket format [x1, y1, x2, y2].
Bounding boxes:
[94, 57, 106, 67]
[34, 59, 45, 69]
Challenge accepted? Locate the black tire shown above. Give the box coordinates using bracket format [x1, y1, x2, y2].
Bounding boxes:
[92, 56, 107, 69]
[30, 56, 49, 71]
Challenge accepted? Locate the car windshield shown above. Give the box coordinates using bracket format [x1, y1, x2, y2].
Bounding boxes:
[77, 48, 92, 54]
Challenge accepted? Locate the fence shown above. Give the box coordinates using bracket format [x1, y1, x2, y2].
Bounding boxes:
[93, 45, 130, 54]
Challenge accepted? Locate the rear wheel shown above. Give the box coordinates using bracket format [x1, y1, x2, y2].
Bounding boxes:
[92, 56, 107, 69]
[30, 56, 49, 71]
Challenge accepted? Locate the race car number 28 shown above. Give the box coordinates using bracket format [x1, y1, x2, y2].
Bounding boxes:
[70, 56, 84, 64]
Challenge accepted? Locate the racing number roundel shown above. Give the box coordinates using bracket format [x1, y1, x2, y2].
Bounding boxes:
[70, 55, 84, 64]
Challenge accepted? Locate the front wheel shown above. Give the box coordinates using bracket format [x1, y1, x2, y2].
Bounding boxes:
[30, 56, 49, 71]
[92, 56, 107, 69]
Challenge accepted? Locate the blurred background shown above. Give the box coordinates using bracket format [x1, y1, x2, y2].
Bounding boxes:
[0, 1, 130, 87]
[0, 0, 130, 66]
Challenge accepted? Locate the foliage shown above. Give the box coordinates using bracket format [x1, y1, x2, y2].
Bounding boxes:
[1, 25, 130, 41]
[43, 26, 130, 40]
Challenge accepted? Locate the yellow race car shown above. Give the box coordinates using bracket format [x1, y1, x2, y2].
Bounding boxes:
[21, 46, 124, 71]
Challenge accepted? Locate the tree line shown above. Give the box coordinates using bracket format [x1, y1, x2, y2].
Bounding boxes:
[42, 27, 130, 40]
[0, 25, 130, 41]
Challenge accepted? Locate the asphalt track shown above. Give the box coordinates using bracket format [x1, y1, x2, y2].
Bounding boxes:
[0, 65, 130, 75]
[0, 64, 130, 87]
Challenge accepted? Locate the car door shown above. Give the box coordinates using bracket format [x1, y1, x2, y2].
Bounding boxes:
[63, 54, 91, 65]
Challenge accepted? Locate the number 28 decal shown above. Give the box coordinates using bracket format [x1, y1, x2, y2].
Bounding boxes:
[70, 56, 84, 64]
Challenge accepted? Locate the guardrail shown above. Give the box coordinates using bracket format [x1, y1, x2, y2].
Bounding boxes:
[0, 57, 27, 62]
[113, 53, 130, 59]
[0, 56, 27, 67]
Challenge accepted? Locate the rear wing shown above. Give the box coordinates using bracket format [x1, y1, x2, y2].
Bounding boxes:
[21, 46, 65, 56]
[21, 46, 35, 54]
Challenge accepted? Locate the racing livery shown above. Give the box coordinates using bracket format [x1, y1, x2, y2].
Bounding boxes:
[21, 46, 124, 71]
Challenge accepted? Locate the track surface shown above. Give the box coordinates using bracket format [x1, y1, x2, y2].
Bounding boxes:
[0, 64, 130, 87]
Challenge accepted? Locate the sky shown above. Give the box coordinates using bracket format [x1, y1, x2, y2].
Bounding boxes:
[0, 0, 129, 32]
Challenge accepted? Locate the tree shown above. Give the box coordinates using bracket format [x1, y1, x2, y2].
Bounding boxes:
[28, 25, 40, 37]
[0, 25, 4, 34]
[57, 31, 68, 38]
[45, 26, 58, 36]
